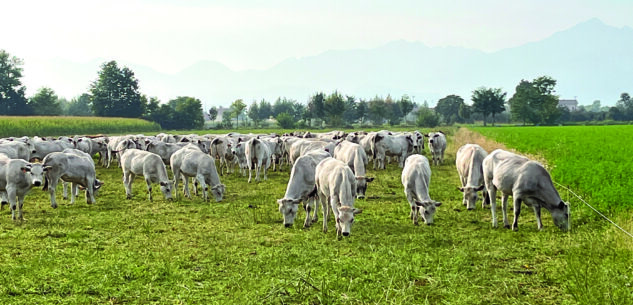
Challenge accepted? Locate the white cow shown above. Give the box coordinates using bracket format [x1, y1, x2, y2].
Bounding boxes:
[170, 147, 225, 202]
[333, 141, 374, 199]
[373, 133, 415, 169]
[288, 139, 335, 165]
[146, 141, 189, 165]
[121, 149, 173, 201]
[315, 157, 361, 237]
[277, 150, 331, 228]
[0, 141, 32, 161]
[30, 138, 75, 161]
[59, 148, 96, 204]
[427, 132, 447, 165]
[245, 137, 272, 183]
[401, 154, 442, 225]
[0, 158, 48, 220]
[483, 149, 570, 231]
[42, 151, 103, 208]
[455, 144, 489, 210]
[210, 137, 234, 175]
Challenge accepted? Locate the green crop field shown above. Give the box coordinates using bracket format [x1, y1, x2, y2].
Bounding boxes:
[0, 116, 161, 138]
[0, 126, 631, 304]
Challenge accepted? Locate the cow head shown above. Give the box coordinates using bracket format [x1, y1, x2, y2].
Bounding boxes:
[21, 163, 48, 187]
[277, 198, 300, 227]
[336, 205, 362, 237]
[159, 181, 173, 200]
[415, 200, 442, 225]
[211, 184, 225, 202]
[355, 176, 374, 199]
[551, 201, 570, 231]
[459, 185, 485, 210]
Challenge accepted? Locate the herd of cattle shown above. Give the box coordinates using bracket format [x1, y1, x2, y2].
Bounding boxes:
[0, 129, 569, 236]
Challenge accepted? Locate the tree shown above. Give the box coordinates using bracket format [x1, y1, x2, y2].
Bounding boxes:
[307, 92, 325, 128]
[367, 96, 386, 125]
[0, 50, 30, 115]
[272, 97, 296, 118]
[509, 76, 560, 125]
[471, 88, 507, 126]
[66, 93, 93, 116]
[356, 99, 368, 125]
[248, 101, 260, 127]
[434, 95, 466, 125]
[589, 100, 602, 112]
[324, 91, 346, 127]
[342, 95, 357, 125]
[258, 99, 272, 121]
[616, 93, 633, 120]
[142, 96, 161, 122]
[398, 95, 415, 124]
[230, 99, 247, 128]
[416, 102, 440, 128]
[169, 97, 204, 130]
[221, 109, 233, 128]
[90, 60, 143, 117]
[276, 112, 295, 129]
[385, 95, 402, 126]
[28, 87, 62, 115]
[208, 106, 218, 121]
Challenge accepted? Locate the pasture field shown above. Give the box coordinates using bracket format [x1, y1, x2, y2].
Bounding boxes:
[0, 127, 631, 304]
[0, 116, 161, 138]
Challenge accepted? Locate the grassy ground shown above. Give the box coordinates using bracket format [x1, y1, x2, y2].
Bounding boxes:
[0, 127, 630, 304]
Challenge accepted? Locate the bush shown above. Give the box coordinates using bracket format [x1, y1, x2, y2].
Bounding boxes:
[416, 108, 440, 128]
[275, 112, 295, 129]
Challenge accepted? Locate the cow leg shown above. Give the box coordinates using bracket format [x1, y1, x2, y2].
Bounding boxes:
[512, 197, 522, 231]
[0, 191, 7, 209]
[124, 172, 134, 199]
[310, 196, 319, 224]
[532, 203, 543, 230]
[48, 177, 59, 209]
[303, 200, 312, 228]
[63, 181, 69, 200]
[247, 164, 253, 183]
[182, 175, 191, 198]
[17, 194, 26, 221]
[70, 183, 78, 204]
[321, 194, 329, 234]
[263, 162, 268, 181]
[406, 192, 417, 225]
[330, 195, 341, 236]
[482, 190, 490, 208]
[501, 194, 511, 229]
[8, 188, 18, 220]
[172, 169, 180, 200]
[196, 174, 207, 202]
[192, 178, 199, 196]
[145, 178, 153, 201]
[488, 185, 497, 228]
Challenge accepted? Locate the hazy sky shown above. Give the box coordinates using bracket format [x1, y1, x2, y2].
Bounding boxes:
[3, 0, 633, 100]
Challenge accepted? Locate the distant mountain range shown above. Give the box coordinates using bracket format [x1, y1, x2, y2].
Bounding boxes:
[25, 18, 633, 109]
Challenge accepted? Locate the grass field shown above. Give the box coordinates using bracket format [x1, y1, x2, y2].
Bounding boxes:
[0, 127, 631, 304]
[0, 116, 161, 138]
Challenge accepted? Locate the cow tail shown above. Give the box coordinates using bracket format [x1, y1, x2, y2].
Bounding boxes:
[42, 172, 49, 191]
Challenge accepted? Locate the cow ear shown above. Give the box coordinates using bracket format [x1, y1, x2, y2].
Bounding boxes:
[159, 181, 166, 186]
[43, 166, 53, 172]
[558, 201, 566, 209]
[475, 185, 485, 191]
[414, 201, 423, 207]
[366, 177, 375, 183]
[21, 167, 30, 173]
[434, 201, 442, 207]
[353, 208, 362, 215]
[457, 187, 464, 192]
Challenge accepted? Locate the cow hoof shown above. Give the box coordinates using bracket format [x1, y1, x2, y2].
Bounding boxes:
[504, 224, 511, 229]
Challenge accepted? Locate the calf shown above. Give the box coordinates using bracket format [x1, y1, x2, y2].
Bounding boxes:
[0, 158, 48, 220]
[333, 141, 374, 199]
[483, 149, 570, 231]
[401, 154, 442, 225]
[315, 157, 362, 237]
[427, 132, 447, 165]
[245, 137, 272, 183]
[170, 147, 225, 202]
[455, 144, 489, 210]
[277, 150, 330, 228]
[121, 149, 173, 201]
[42, 151, 103, 208]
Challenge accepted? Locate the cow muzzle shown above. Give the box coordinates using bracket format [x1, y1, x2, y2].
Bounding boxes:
[33, 181, 42, 187]
[342, 232, 350, 237]
[284, 223, 292, 228]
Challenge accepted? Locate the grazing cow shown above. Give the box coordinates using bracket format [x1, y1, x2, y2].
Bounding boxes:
[455, 144, 489, 210]
[30, 137, 74, 161]
[170, 147, 225, 202]
[333, 141, 374, 199]
[146, 141, 189, 165]
[315, 157, 361, 237]
[482, 149, 570, 231]
[0, 158, 48, 220]
[277, 150, 331, 228]
[42, 151, 104, 208]
[427, 132, 447, 165]
[288, 139, 335, 165]
[106, 136, 137, 168]
[245, 137, 272, 183]
[121, 149, 173, 201]
[401, 154, 442, 225]
[59, 148, 96, 204]
[0, 141, 33, 161]
[373, 133, 415, 169]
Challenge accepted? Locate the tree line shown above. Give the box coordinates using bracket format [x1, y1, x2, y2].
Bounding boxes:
[2, 49, 632, 130]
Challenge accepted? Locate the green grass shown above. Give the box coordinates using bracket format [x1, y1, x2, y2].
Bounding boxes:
[0, 116, 161, 137]
[0, 126, 631, 304]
